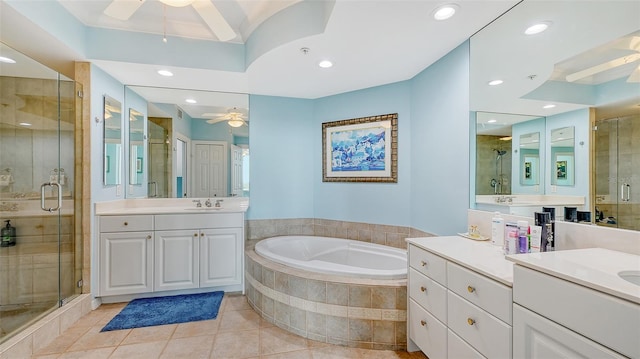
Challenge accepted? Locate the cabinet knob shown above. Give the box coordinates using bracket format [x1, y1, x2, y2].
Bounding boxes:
[467, 318, 475, 326]
[420, 286, 427, 293]
[146, 235, 151, 240]
[123, 222, 128, 226]
[420, 260, 427, 267]
[200, 233, 204, 237]
[420, 320, 427, 327]
[194, 233, 198, 237]
[467, 285, 475, 293]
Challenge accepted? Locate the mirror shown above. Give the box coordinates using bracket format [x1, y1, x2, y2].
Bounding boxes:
[470, 1, 640, 220]
[123, 86, 249, 198]
[103, 95, 122, 186]
[519, 132, 540, 186]
[128, 109, 144, 186]
[550, 126, 575, 186]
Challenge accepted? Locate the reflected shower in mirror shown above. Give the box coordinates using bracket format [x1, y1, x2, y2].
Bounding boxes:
[129, 109, 144, 186]
[103, 96, 122, 186]
[550, 126, 575, 187]
[124, 86, 249, 198]
[519, 132, 540, 186]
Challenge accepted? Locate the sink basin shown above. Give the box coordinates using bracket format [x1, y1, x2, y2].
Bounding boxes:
[618, 270, 640, 286]
[184, 207, 222, 211]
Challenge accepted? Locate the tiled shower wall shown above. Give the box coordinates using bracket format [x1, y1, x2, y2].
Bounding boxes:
[476, 135, 513, 196]
[246, 218, 432, 249]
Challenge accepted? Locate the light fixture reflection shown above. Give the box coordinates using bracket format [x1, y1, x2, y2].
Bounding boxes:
[319, 60, 333, 68]
[0, 56, 16, 64]
[228, 119, 244, 127]
[157, 69, 173, 77]
[525, 22, 550, 35]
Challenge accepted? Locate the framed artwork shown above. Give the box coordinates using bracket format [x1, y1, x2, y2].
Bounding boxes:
[556, 160, 567, 180]
[524, 161, 532, 179]
[136, 157, 143, 173]
[322, 113, 398, 182]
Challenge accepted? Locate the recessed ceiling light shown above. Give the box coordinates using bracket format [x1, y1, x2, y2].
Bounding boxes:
[525, 22, 551, 35]
[0, 56, 16, 64]
[433, 4, 458, 20]
[318, 60, 333, 68]
[488, 79, 503, 86]
[19, 122, 32, 126]
[157, 70, 173, 77]
[488, 119, 497, 123]
[543, 104, 556, 109]
[185, 99, 197, 104]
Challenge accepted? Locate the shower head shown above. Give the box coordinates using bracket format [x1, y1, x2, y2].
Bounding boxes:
[493, 149, 507, 156]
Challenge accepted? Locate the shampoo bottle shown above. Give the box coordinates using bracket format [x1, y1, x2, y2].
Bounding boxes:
[491, 212, 505, 247]
[517, 220, 529, 254]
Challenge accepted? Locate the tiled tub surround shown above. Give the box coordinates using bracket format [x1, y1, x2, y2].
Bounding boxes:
[245, 249, 408, 350]
[246, 218, 431, 249]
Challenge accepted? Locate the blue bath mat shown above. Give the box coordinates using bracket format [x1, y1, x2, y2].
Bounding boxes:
[101, 291, 224, 332]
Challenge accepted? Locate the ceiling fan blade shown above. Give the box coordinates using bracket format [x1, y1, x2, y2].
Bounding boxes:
[627, 65, 640, 83]
[566, 53, 640, 82]
[206, 118, 227, 124]
[192, 0, 236, 41]
[104, 0, 145, 21]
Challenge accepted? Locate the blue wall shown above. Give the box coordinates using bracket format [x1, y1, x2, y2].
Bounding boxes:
[409, 42, 470, 235]
[248, 95, 315, 219]
[313, 82, 412, 226]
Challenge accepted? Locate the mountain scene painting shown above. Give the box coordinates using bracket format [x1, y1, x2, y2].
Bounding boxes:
[330, 126, 386, 172]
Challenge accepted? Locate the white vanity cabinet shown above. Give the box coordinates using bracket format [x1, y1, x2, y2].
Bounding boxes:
[99, 215, 154, 296]
[407, 236, 514, 359]
[512, 264, 638, 359]
[97, 210, 245, 299]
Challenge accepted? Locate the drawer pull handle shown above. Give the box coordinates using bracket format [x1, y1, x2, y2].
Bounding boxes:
[467, 318, 475, 326]
[420, 286, 427, 293]
[420, 260, 427, 267]
[123, 222, 128, 226]
[467, 285, 475, 293]
[420, 320, 427, 327]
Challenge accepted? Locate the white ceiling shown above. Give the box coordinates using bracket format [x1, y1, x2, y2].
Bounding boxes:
[55, 0, 519, 99]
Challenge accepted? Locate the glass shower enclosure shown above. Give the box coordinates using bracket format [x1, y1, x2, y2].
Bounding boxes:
[594, 114, 639, 231]
[0, 43, 82, 343]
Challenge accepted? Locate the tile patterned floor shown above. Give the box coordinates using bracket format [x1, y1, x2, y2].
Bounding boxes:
[32, 294, 428, 359]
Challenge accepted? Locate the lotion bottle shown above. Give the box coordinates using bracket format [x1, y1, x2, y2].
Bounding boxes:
[491, 212, 505, 247]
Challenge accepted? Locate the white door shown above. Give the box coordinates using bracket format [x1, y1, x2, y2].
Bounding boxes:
[193, 141, 227, 197]
[100, 231, 153, 296]
[154, 230, 199, 291]
[231, 145, 243, 197]
[200, 228, 242, 287]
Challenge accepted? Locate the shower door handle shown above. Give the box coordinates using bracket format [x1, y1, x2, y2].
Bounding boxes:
[621, 184, 631, 202]
[41, 182, 62, 212]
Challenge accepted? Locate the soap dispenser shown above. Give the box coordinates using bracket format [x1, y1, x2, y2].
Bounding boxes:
[1, 220, 16, 247]
[491, 212, 504, 247]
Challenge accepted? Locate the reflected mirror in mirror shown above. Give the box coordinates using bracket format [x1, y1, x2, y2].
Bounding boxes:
[124, 86, 249, 198]
[103, 96, 122, 186]
[520, 132, 540, 186]
[129, 109, 144, 186]
[550, 126, 575, 186]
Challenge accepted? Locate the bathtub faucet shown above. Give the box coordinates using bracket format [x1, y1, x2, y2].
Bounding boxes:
[215, 199, 223, 208]
[205, 198, 212, 207]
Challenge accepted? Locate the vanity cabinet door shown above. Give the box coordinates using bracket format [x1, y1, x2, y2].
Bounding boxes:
[100, 231, 153, 296]
[154, 230, 199, 292]
[200, 228, 243, 288]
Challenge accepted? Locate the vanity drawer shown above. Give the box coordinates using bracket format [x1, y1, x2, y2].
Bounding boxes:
[409, 268, 447, 322]
[448, 329, 486, 359]
[100, 215, 154, 232]
[448, 291, 512, 359]
[447, 262, 512, 324]
[409, 299, 447, 359]
[409, 244, 446, 285]
[154, 213, 243, 230]
[514, 265, 640, 359]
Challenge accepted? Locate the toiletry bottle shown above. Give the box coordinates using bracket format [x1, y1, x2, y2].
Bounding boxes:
[517, 220, 528, 254]
[529, 224, 542, 252]
[535, 212, 551, 252]
[504, 222, 518, 255]
[491, 212, 504, 247]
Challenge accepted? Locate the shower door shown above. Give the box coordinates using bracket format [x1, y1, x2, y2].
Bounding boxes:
[0, 44, 82, 343]
[594, 115, 640, 230]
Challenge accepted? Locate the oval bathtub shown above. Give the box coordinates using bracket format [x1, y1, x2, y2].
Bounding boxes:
[254, 235, 407, 280]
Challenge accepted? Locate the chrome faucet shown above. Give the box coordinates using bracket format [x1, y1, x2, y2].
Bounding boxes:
[193, 199, 202, 208]
[205, 198, 212, 207]
[215, 199, 223, 208]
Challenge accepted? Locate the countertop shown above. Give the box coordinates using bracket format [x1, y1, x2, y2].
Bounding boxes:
[95, 198, 249, 215]
[406, 236, 514, 286]
[507, 248, 640, 305]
